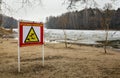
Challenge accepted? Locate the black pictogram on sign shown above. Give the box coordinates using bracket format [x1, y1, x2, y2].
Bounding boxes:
[24, 27, 39, 43]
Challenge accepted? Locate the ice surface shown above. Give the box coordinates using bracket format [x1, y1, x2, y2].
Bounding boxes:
[45, 29, 120, 44]
[13, 29, 120, 44]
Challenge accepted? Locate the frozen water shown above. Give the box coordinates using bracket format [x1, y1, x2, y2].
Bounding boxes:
[45, 29, 120, 44]
[13, 28, 120, 44]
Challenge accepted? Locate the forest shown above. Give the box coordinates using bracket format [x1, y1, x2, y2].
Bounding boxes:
[46, 8, 120, 30]
[0, 8, 120, 30]
[0, 14, 18, 28]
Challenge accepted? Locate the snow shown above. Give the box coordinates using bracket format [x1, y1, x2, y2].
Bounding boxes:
[13, 28, 120, 44]
[45, 29, 120, 44]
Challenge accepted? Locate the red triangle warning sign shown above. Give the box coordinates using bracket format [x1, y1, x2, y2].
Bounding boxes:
[24, 27, 39, 43]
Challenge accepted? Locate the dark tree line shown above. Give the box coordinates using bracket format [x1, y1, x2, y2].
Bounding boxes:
[0, 14, 18, 28]
[110, 8, 120, 30]
[46, 8, 120, 30]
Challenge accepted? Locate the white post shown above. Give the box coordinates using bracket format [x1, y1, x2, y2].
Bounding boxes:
[18, 21, 20, 72]
[42, 44, 44, 66]
[18, 43, 20, 72]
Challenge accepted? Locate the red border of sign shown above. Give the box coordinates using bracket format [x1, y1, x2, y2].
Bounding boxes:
[19, 22, 44, 47]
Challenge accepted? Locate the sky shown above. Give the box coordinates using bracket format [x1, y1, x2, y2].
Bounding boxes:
[2, 0, 120, 22]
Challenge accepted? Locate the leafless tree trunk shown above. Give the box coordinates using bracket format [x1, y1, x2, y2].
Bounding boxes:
[59, 16, 68, 48]
[104, 24, 109, 53]
[98, 9, 109, 53]
[63, 29, 67, 48]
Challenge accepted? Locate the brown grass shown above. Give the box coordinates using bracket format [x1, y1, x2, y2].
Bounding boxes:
[0, 38, 120, 78]
[0, 27, 12, 36]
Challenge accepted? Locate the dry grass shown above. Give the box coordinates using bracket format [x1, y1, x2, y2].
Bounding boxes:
[0, 27, 12, 36]
[0, 38, 120, 78]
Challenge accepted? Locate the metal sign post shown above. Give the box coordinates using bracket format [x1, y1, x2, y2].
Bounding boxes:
[42, 44, 44, 66]
[18, 21, 20, 72]
[18, 43, 20, 72]
[18, 21, 44, 72]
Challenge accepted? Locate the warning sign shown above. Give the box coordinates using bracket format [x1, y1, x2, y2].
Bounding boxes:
[19, 22, 43, 47]
[25, 27, 39, 43]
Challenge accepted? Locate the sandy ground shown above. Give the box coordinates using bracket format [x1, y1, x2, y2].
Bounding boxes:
[0, 38, 120, 78]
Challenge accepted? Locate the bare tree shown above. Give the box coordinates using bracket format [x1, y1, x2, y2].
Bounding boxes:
[92, 2, 116, 53]
[66, 0, 118, 53]
[20, 0, 42, 8]
[103, 3, 114, 53]
[59, 16, 68, 48]
[96, 4, 113, 53]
